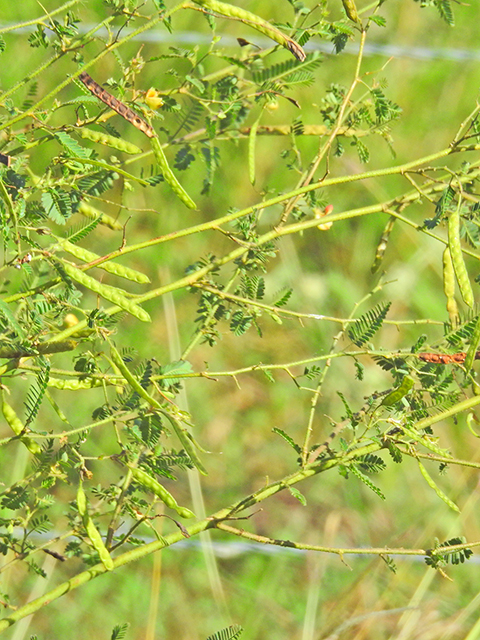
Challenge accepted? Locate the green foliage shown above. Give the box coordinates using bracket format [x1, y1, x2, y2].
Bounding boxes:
[0, 0, 479, 637]
[348, 302, 391, 347]
[425, 537, 473, 570]
[110, 623, 129, 640]
[207, 626, 244, 640]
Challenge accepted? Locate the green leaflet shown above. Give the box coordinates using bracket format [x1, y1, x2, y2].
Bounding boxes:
[348, 301, 391, 347]
[0, 297, 26, 339]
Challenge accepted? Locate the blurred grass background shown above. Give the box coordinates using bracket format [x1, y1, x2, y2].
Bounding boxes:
[2, 0, 480, 639]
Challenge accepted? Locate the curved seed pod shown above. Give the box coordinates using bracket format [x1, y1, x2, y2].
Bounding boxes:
[342, 0, 361, 23]
[128, 465, 196, 519]
[77, 127, 143, 155]
[110, 345, 152, 400]
[371, 216, 395, 273]
[59, 239, 150, 284]
[61, 261, 151, 322]
[78, 202, 123, 230]
[150, 135, 197, 210]
[442, 247, 459, 326]
[417, 460, 460, 513]
[381, 375, 414, 407]
[161, 412, 208, 476]
[110, 346, 207, 476]
[78, 72, 155, 138]
[448, 207, 474, 308]
[77, 481, 114, 571]
[192, 0, 306, 61]
[464, 314, 480, 375]
[1, 394, 41, 454]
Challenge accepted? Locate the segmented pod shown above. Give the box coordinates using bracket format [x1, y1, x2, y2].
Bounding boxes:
[381, 375, 414, 407]
[77, 481, 88, 516]
[150, 135, 196, 210]
[448, 207, 474, 308]
[442, 247, 459, 325]
[128, 465, 195, 519]
[371, 216, 395, 273]
[110, 346, 207, 476]
[78, 72, 155, 138]
[192, 0, 306, 60]
[78, 202, 123, 230]
[47, 377, 103, 390]
[464, 314, 480, 375]
[59, 239, 150, 284]
[77, 481, 114, 571]
[162, 412, 208, 476]
[1, 394, 41, 454]
[110, 345, 151, 400]
[61, 261, 151, 322]
[77, 127, 143, 155]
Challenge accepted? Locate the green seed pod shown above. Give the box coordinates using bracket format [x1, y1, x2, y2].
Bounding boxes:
[78, 202, 123, 231]
[61, 261, 151, 322]
[77, 481, 114, 571]
[192, 0, 306, 60]
[381, 375, 414, 407]
[59, 239, 150, 284]
[371, 216, 395, 274]
[47, 377, 103, 390]
[77, 127, 143, 155]
[111, 345, 207, 476]
[163, 413, 208, 476]
[1, 394, 41, 454]
[248, 115, 260, 186]
[150, 135, 197, 210]
[128, 465, 196, 519]
[110, 345, 150, 400]
[464, 314, 480, 375]
[77, 481, 88, 517]
[417, 460, 460, 513]
[448, 208, 474, 308]
[442, 247, 459, 325]
[342, 0, 361, 23]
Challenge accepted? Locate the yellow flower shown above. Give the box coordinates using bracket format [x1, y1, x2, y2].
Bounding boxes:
[145, 88, 164, 110]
